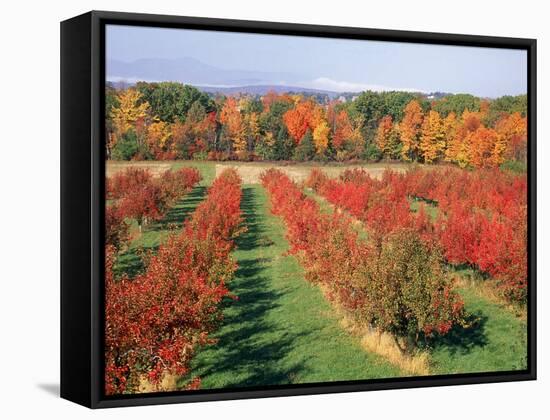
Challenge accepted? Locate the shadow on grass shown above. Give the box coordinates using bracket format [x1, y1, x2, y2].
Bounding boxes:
[423, 311, 489, 356]
[149, 186, 208, 231]
[193, 186, 310, 388]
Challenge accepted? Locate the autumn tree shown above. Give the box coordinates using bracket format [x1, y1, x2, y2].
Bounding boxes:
[283, 100, 314, 143]
[313, 120, 330, 156]
[468, 126, 501, 168]
[332, 110, 354, 151]
[147, 120, 171, 159]
[494, 112, 528, 163]
[244, 112, 261, 152]
[219, 97, 246, 154]
[111, 89, 150, 139]
[399, 100, 423, 161]
[376, 115, 400, 159]
[441, 112, 458, 159]
[420, 110, 445, 163]
[445, 110, 483, 167]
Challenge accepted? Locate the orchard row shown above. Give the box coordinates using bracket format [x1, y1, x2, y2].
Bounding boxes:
[307, 167, 527, 303]
[105, 168, 244, 395]
[261, 169, 465, 353]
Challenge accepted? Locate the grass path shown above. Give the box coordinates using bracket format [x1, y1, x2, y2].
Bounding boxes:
[306, 188, 527, 374]
[190, 184, 402, 389]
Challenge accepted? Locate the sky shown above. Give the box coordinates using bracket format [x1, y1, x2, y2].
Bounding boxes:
[106, 24, 527, 98]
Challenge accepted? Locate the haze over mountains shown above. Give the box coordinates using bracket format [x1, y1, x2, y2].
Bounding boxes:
[108, 56, 307, 88]
[107, 56, 429, 97]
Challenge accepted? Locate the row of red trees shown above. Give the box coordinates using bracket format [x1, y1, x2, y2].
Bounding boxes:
[261, 169, 464, 353]
[405, 168, 527, 302]
[105, 169, 244, 395]
[308, 167, 527, 303]
[106, 167, 202, 251]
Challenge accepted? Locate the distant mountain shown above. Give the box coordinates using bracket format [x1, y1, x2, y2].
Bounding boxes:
[195, 84, 340, 97]
[107, 56, 302, 87]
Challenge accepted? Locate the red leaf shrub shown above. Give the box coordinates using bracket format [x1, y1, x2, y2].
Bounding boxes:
[105, 169, 243, 395]
[405, 167, 527, 303]
[105, 204, 130, 251]
[309, 166, 528, 304]
[107, 167, 201, 230]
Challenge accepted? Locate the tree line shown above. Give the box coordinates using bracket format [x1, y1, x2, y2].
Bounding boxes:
[106, 81, 527, 169]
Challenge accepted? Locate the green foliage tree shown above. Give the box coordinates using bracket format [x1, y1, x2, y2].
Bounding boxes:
[485, 95, 527, 126]
[352, 91, 387, 129]
[273, 126, 295, 160]
[186, 101, 207, 124]
[382, 91, 420, 121]
[259, 100, 293, 137]
[136, 82, 213, 123]
[112, 129, 139, 160]
[432, 94, 481, 117]
[292, 129, 315, 161]
[363, 142, 382, 162]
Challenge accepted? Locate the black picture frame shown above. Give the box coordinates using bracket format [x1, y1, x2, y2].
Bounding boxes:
[60, 10, 537, 409]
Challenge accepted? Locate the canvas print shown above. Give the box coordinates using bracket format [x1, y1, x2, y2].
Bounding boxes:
[104, 24, 528, 396]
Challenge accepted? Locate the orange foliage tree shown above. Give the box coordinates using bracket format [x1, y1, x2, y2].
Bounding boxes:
[468, 126, 501, 168]
[332, 110, 353, 151]
[495, 112, 527, 163]
[283, 100, 314, 144]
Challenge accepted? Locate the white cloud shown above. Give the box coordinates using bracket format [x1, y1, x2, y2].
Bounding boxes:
[306, 77, 425, 93]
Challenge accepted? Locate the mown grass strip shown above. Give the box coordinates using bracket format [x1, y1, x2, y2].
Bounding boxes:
[190, 184, 402, 389]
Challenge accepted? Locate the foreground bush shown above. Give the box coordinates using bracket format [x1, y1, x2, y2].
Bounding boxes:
[105, 169, 243, 395]
[355, 229, 464, 351]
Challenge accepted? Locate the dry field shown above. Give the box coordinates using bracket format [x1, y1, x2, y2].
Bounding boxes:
[215, 162, 411, 184]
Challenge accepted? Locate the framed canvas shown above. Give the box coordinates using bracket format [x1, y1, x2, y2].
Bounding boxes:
[60, 10, 536, 408]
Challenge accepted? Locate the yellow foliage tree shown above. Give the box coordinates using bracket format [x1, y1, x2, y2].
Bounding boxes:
[147, 120, 172, 158]
[313, 120, 330, 155]
[376, 115, 400, 158]
[442, 112, 457, 153]
[244, 112, 261, 151]
[111, 89, 150, 140]
[419, 110, 445, 163]
[220, 97, 246, 153]
[399, 100, 423, 161]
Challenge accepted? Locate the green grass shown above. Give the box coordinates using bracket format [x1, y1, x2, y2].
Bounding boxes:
[189, 185, 402, 389]
[428, 287, 527, 374]
[410, 198, 439, 220]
